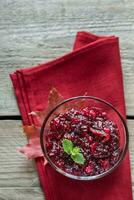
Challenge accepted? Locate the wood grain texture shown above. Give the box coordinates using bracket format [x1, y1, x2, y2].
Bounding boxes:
[0, 120, 44, 199]
[0, 188, 44, 200]
[0, 0, 134, 116]
[0, 121, 40, 188]
[0, 120, 134, 199]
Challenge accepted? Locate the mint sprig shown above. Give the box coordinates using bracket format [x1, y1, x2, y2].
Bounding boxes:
[71, 153, 85, 165]
[62, 138, 73, 154]
[62, 139, 85, 164]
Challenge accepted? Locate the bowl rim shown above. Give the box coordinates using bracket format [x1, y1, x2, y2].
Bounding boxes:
[40, 96, 129, 180]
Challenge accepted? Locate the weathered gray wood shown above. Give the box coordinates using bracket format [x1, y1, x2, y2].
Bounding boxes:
[0, 120, 44, 199]
[0, 120, 133, 199]
[0, 188, 44, 200]
[0, 121, 40, 188]
[0, 0, 134, 116]
[128, 120, 134, 188]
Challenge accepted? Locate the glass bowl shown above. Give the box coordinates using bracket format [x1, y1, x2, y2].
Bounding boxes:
[40, 96, 129, 180]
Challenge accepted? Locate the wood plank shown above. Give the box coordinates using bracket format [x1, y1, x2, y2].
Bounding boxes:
[0, 120, 134, 199]
[128, 119, 134, 191]
[0, 120, 45, 199]
[0, 0, 134, 115]
[0, 188, 44, 200]
[0, 121, 40, 187]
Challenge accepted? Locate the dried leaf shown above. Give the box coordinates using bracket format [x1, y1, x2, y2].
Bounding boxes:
[74, 92, 88, 109]
[18, 125, 43, 160]
[29, 111, 46, 126]
[19, 88, 64, 160]
[18, 144, 43, 160]
[47, 87, 64, 111]
[29, 87, 64, 125]
[23, 125, 37, 139]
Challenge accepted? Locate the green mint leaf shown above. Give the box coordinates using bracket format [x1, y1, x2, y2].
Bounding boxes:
[71, 153, 85, 164]
[71, 147, 80, 156]
[62, 139, 73, 154]
[62, 139, 85, 164]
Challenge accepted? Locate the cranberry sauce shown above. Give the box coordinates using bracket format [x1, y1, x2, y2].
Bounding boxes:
[46, 107, 120, 176]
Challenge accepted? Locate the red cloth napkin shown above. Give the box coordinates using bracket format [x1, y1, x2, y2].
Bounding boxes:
[10, 31, 133, 200]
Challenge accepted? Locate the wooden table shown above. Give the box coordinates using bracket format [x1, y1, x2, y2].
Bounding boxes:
[0, 0, 134, 199]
